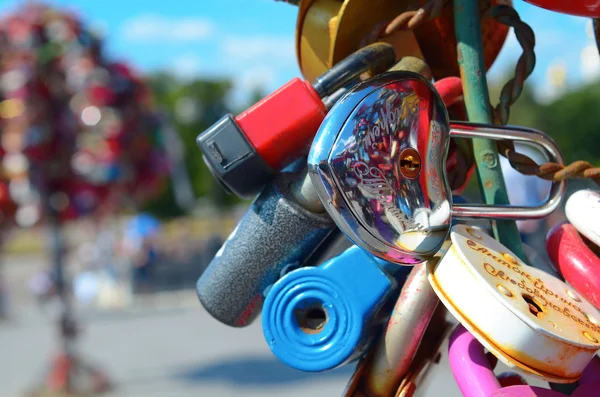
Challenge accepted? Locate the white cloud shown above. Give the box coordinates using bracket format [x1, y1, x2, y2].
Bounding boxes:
[221, 36, 295, 64]
[169, 54, 202, 80]
[122, 14, 215, 43]
[228, 65, 279, 108]
[580, 44, 600, 83]
[236, 65, 278, 92]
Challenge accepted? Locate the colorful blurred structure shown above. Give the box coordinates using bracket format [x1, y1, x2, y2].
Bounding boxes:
[0, 3, 171, 396]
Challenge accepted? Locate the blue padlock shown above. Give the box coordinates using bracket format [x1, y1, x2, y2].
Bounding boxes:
[261, 244, 399, 372]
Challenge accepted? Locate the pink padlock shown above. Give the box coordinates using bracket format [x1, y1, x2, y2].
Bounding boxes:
[448, 324, 600, 397]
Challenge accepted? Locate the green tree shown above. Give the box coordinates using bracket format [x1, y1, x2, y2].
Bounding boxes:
[142, 72, 244, 216]
[538, 83, 600, 166]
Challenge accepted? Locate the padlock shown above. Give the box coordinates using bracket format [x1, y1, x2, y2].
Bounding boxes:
[346, 240, 451, 397]
[261, 244, 409, 372]
[430, 224, 600, 383]
[307, 71, 566, 265]
[196, 165, 335, 327]
[523, 0, 600, 18]
[295, 0, 510, 82]
[565, 189, 600, 248]
[196, 42, 396, 199]
[546, 222, 600, 310]
[449, 325, 600, 397]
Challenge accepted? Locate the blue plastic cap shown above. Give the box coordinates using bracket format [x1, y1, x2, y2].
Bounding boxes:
[261, 245, 395, 372]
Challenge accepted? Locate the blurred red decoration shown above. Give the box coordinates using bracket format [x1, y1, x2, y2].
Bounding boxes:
[0, 2, 170, 228]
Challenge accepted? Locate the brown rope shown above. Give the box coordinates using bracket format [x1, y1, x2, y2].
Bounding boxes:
[498, 142, 600, 185]
[382, 0, 445, 35]
[486, 5, 600, 187]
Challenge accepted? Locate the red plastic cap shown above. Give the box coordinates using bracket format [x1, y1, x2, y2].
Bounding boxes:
[235, 78, 327, 170]
[546, 222, 600, 309]
[524, 0, 600, 17]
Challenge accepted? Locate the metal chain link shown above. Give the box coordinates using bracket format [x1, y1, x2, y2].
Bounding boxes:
[486, 5, 600, 186]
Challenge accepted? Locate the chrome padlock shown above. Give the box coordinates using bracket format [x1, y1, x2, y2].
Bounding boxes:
[429, 224, 600, 383]
[308, 71, 566, 264]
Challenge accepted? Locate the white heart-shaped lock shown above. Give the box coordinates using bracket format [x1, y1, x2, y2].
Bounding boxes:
[428, 224, 600, 383]
[565, 189, 600, 247]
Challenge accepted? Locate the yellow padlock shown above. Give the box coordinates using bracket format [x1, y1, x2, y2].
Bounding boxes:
[295, 0, 510, 82]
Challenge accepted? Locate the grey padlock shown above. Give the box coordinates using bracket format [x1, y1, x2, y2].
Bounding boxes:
[308, 71, 566, 265]
[196, 168, 334, 327]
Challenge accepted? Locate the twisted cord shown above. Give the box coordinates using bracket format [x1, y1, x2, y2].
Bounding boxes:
[487, 5, 600, 186]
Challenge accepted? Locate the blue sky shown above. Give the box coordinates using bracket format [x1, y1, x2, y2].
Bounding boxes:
[1, 0, 598, 107]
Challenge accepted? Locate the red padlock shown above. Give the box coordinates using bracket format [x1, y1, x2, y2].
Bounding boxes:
[546, 222, 600, 310]
[523, 1, 600, 18]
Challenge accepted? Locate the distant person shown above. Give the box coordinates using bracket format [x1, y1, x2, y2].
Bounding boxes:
[121, 213, 161, 295]
[500, 147, 552, 246]
[29, 269, 56, 314]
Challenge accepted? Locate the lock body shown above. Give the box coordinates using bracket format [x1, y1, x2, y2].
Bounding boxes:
[308, 71, 565, 265]
[565, 189, 600, 248]
[308, 71, 452, 265]
[295, 0, 511, 81]
[262, 244, 400, 372]
[523, 0, 600, 17]
[546, 222, 600, 310]
[429, 225, 600, 383]
[197, 43, 396, 199]
[196, 170, 334, 327]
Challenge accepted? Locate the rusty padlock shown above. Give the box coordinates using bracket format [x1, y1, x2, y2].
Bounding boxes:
[307, 72, 565, 265]
[295, 0, 510, 82]
[430, 224, 600, 383]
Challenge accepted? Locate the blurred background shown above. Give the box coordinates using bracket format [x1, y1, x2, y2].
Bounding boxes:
[0, 1, 598, 396]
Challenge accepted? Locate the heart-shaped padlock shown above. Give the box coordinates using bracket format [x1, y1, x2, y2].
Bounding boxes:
[431, 224, 600, 383]
[307, 71, 566, 265]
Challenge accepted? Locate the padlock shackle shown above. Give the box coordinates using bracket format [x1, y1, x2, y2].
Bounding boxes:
[312, 42, 396, 98]
[448, 325, 502, 397]
[448, 122, 566, 220]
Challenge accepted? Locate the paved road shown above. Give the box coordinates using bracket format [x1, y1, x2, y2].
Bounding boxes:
[0, 289, 473, 397]
[0, 251, 555, 397]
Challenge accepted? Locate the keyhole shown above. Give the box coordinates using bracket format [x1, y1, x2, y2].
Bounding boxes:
[295, 304, 328, 334]
[522, 294, 545, 319]
[401, 156, 419, 170]
[399, 148, 421, 179]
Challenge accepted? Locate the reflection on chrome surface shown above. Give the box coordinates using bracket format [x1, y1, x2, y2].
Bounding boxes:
[308, 72, 453, 265]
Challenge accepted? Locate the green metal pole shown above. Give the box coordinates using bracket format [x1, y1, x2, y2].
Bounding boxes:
[454, 0, 527, 262]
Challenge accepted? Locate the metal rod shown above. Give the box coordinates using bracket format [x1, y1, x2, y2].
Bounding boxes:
[344, 241, 452, 397]
[449, 123, 566, 220]
[453, 0, 527, 262]
[362, 262, 440, 396]
[45, 198, 76, 356]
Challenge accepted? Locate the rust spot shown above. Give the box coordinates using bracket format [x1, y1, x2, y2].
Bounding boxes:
[502, 253, 519, 265]
[583, 331, 599, 343]
[484, 180, 493, 189]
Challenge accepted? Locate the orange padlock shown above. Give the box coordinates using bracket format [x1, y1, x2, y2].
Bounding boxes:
[295, 0, 511, 81]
